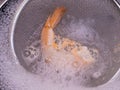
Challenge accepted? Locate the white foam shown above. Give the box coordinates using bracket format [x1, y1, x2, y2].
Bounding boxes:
[0, 0, 119, 90]
[20, 14, 113, 88]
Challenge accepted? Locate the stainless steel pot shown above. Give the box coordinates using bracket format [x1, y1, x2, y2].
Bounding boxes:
[0, 0, 120, 90]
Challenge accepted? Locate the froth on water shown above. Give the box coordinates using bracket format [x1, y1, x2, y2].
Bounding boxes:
[21, 16, 113, 87]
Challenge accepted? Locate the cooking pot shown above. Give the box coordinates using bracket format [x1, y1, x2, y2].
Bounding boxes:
[0, 0, 120, 90]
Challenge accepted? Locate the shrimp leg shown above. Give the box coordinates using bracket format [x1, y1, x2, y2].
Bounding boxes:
[71, 48, 88, 68]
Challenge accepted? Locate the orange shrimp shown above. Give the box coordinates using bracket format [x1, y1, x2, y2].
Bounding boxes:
[41, 7, 96, 68]
[41, 7, 66, 47]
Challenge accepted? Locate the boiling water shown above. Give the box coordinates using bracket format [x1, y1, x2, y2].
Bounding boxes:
[22, 16, 113, 87]
[0, 0, 120, 90]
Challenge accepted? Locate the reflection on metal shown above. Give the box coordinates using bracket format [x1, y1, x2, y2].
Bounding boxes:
[113, 0, 120, 9]
[11, 0, 29, 61]
[0, 0, 8, 8]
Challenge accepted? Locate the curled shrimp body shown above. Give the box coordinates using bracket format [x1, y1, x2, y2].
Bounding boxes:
[41, 7, 97, 69]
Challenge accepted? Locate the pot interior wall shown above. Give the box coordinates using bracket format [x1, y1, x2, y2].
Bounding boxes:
[13, 0, 120, 87]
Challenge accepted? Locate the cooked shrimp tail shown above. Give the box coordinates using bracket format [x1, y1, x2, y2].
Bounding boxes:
[45, 7, 66, 29]
[41, 7, 66, 46]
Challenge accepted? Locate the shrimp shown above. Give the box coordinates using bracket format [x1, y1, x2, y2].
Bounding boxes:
[41, 7, 97, 69]
[41, 7, 66, 47]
